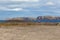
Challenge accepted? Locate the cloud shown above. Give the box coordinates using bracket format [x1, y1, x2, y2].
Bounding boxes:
[11, 0, 29, 2]
[0, 0, 59, 12]
[7, 3, 40, 8]
[12, 0, 39, 2]
[45, 2, 55, 5]
[0, 0, 39, 2]
[8, 8, 23, 11]
[0, 6, 23, 11]
[0, 0, 40, 10]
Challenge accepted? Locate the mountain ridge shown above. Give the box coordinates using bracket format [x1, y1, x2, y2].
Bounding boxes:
[0, 16, 60, 23]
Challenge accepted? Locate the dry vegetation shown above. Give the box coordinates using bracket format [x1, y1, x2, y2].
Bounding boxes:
[0, 22, 60, 26]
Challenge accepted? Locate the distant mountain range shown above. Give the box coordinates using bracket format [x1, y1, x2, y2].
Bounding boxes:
[36, 16, 60, 22]
[0, 16, 60, 23]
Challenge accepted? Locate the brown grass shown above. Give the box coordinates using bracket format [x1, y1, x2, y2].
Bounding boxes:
[0, 22, 59, 26]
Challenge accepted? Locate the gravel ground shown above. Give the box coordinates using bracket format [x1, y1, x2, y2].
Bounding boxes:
[0, 25, 60, 40]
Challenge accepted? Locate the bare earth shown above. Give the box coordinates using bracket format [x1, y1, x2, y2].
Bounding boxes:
[0, 25, 60, 40]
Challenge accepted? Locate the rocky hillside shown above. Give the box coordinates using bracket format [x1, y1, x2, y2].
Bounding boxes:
[1, 16, 60, 23]
[37, 16, 60, 20]
[6, 17, 36, 22]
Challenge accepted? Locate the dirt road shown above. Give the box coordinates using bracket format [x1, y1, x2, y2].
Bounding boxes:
[0, 25, 60, 40]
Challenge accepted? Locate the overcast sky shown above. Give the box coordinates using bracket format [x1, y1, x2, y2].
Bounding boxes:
[0, 0, 60, 20]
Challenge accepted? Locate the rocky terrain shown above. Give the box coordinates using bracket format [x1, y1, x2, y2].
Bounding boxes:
[0, 16, 60, 26]
[0, 16, 60, 23]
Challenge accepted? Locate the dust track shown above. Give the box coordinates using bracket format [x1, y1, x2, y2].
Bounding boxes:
[0, 25, 60, 40]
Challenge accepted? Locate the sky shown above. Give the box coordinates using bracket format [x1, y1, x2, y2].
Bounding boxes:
[0, 0, 60, 20]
